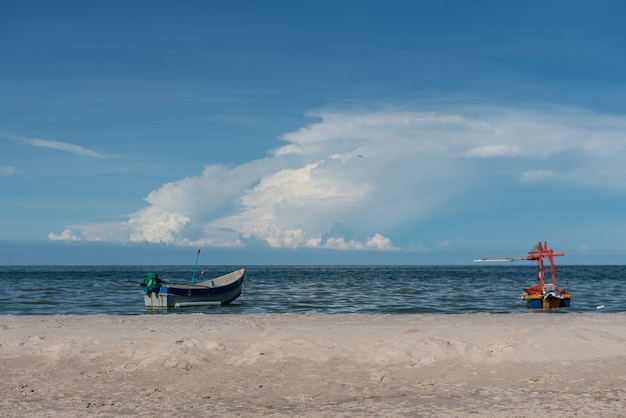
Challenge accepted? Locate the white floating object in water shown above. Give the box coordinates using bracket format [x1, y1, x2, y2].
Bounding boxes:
[175, 301, 221, 307]
[596, 305, 605, 310]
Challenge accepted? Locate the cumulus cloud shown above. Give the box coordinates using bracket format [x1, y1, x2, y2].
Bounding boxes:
[129, 212, 191, 244]
[48, 228, 81, 241]
[61, 105, 626, 250]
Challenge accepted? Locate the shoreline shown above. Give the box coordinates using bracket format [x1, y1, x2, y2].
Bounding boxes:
[2, 313, 626, 417]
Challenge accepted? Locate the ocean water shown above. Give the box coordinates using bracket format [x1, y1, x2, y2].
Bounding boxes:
[0, 265, 623, 315]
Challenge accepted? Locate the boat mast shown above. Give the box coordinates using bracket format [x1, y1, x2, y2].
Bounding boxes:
[526, 241, 564, 287]
[191, 248, 201, 285]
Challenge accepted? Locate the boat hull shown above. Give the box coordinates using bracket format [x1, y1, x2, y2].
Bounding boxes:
[522, 293, 571, 309]
[143, 269, 245, 308]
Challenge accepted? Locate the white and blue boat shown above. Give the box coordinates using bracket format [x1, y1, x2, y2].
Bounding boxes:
[140, 249, 245, 308]
[141, 268, 245, 308]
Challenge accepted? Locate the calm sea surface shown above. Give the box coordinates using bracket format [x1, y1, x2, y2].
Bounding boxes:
[0, 265, 624, 315]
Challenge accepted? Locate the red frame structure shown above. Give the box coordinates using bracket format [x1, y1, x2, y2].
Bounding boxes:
[524, 241, 565, 294]
[473, 240, 570, 308]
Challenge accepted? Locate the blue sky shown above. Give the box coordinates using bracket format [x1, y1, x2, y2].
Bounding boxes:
[1, 0, 626, 265]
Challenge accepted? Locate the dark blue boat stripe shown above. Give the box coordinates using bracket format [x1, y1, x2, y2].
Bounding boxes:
[161, 276, 244, 297]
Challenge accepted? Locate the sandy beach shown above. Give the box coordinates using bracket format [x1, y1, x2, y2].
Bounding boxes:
[2, 313, 626, 417]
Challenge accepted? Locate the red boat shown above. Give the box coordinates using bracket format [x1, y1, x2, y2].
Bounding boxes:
[475, 241, 572, 309]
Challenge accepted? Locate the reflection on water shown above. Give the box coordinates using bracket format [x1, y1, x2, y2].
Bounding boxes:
[0, 265, 623, 315]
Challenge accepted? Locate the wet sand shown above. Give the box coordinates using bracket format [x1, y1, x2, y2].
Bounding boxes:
[2, 313, 626, 417]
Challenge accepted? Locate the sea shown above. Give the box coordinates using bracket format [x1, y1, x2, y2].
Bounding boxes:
[0, 265, 624, 315]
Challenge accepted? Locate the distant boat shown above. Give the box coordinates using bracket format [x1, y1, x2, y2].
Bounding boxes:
[474, 241, 572, 309]
[140, 248, 245, 308]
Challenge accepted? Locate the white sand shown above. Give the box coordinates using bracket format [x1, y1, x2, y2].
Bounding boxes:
[2, 313, 626, 417]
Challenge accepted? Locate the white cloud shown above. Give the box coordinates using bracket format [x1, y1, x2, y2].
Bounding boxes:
[1, 133, 112, 159]
[48, 228, 81, 241]
[65, 105, 626, 250]
[129, 212, 191, 244]
[29, 138, 109, 159]
[206, 160, 372, 249]
[465, 144, 523, 158]
[65, 222, 130, 242]
[366, 233, 398, 251]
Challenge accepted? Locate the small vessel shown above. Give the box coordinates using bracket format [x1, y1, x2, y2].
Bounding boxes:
[474, 241, 571, 309]
[140, 249, 245, 308]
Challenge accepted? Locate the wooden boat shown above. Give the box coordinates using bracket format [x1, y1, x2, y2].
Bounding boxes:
[140, 249, 245, 308]
[474, 241, 572, 309]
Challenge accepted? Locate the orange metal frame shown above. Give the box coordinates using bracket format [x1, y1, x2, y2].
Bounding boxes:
[526, 241, 564, 288]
